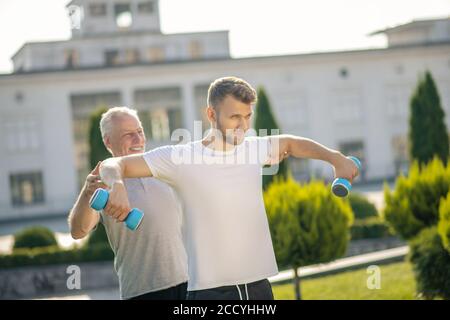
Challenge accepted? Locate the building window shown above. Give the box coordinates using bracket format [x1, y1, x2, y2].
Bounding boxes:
[138, 1, 154, 13]
[70, 92, 122, 189]
[194, 84, 210, 132]
[134, 87, 183, 142]
[3, 118, 41, 153]
[115, 3, 132, 28]
[189, 41, 203, 59]
[147, 46, 165, 62]
[339, 68, 349, 79]
[10, 172, 45, 206]
[125, 49, 140, 64]
[332, 92, 362, 122]
[276, 92, 307, 130]
[138, 108, 182, 142]
[386, 86, 410, 118]
[137, 109, 182, 142]
[105, 50, 120, 66]
[15, 91, 24, 103]
[89, 3, 107, 16]
[145, 109, 169, 141]
[65, 49, 79, 68]
[391, 135, 409, 175]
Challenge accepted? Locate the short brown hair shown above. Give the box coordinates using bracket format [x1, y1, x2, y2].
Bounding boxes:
[207, 76, 257, 108]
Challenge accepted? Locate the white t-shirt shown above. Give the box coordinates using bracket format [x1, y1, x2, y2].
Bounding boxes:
[100, 177, 188, 299]
[143, 136, 279, 291]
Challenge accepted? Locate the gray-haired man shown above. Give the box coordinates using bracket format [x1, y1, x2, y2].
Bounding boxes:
[68, 107, 188, 300]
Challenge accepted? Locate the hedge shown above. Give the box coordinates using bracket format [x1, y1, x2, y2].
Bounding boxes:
[0, 243, 114, 269]
[350, 217, 394, 240]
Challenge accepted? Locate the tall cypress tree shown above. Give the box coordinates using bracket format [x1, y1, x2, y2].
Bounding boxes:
[409, 71, 449, 166]
[254, 87, 289, 189]
[86, 106, 111, 247]
[88, 106, 110, 170]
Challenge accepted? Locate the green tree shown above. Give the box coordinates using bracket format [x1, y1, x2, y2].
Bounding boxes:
[264, 177, 353, 299]
[87, 106, 111, 247]
[438, 191, 450, 253]
[88, 106, 110, 170]
[254, 87, 289, 190]
[409, 71, 449, 166]
[383, 156, 450, 240]
[384, 157, 450, 299]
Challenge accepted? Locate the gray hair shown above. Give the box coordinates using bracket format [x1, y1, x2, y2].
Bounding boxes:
[99, 106, 141, 140]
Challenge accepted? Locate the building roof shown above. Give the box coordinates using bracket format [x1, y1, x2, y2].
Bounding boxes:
[65, 0, 78, 8]
[369, 16, 450, 36]
[2, 40, 449, 78]
[10, 29, 229, 60]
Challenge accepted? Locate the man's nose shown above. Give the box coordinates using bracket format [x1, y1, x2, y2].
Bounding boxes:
[132, 133, 143, 143]
[239, 118, 250, 131]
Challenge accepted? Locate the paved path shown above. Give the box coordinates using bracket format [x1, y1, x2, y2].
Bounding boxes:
[268, 246, 408, 283]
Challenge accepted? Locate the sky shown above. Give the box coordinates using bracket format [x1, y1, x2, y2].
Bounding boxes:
[0, 0, 449, 74]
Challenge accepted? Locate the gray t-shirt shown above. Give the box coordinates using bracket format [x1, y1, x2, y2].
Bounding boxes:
[99, 177, 188, 299]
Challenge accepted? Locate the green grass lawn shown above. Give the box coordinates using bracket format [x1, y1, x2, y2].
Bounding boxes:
[272, 261, 417, 300]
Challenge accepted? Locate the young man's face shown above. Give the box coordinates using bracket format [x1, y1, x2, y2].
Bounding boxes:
[105, 114, 146, 157]
[210, 95, 253, 146]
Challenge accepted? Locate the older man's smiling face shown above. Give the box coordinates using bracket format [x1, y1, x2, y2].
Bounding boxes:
[105, 113, 146, 157]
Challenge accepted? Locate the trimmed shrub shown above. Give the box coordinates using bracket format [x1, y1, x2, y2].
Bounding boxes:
[13, 226, 58, 250]
[0, 243, 113, 269]
[350, 217, 393, 240]
[438, 191, 450, 252]
[383, 157, 450, 240]
[348, 193, 378, 219]
[264, 177, 353, 299]
[408, 227, 450, 299]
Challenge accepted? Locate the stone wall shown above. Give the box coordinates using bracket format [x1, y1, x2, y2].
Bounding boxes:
[0, 261, 118, 299]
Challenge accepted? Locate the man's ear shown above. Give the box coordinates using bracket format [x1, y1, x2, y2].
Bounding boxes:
[103, 136, 113, 155]
[206, 106, 217, 123]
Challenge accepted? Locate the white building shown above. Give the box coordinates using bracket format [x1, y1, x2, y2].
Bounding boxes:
[0, 0, 449, 221]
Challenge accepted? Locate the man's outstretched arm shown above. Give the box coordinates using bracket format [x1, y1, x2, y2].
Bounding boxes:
[271, 134, 359, 182]
[99, 154, 153, 222]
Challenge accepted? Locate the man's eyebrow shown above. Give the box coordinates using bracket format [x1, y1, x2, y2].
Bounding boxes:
[121, 128, 142, 135]
[231, 112, 253, 117]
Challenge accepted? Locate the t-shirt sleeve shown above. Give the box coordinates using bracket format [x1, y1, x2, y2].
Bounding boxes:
[246, 136, 273, 166]
[142, 145, 179, 186]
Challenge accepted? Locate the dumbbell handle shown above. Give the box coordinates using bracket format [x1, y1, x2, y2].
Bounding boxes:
[89, 188, 144, 231]
[331, 156, 361, 197]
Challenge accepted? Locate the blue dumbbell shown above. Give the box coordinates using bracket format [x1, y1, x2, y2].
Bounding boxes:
[89, 188, 144, 231]
[331, 156, 361, 197]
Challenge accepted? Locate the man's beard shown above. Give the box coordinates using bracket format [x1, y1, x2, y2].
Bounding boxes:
[216, 123, 245, 146]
